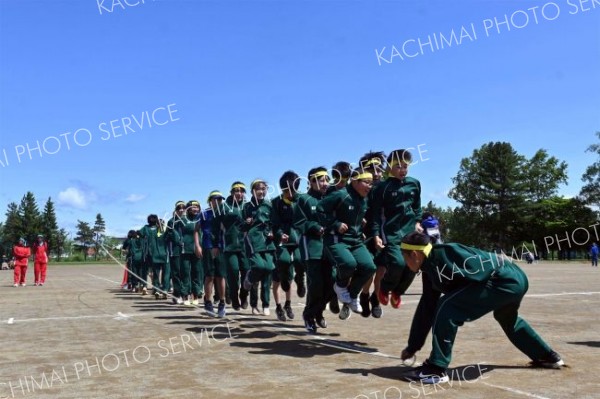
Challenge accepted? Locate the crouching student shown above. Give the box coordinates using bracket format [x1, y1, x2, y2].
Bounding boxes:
[319, 169, 376, 320]
[399, 231, 565, 385]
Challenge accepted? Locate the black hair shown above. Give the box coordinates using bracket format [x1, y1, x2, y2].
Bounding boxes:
[401, 231, 431, 247]
[307, 166, 328, 182]
[279, 170, 300, 193]
[388, 149, 413, 165]
[359, 151, 386, 169]
[331, 161, 351, 183]
[147, 214, 159, 226]
[127, 230, 136, 239]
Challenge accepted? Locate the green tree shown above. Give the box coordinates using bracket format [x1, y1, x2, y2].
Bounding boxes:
[19, 191, 42, 245]
[41, 197, 60, 256]
[449, 142, 528, 248]
[92, 213, 106, 260]
[74, 220, 94, 261]
[2, 202, 22, 254]
[580, 131, 600, 208]
[54, 228, 69, 261]
[524, 149, 568, 202]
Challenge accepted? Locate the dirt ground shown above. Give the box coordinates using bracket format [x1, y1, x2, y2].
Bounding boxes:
[0, 261, 598, 399]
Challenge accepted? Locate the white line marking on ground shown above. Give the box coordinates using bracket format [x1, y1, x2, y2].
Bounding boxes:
[527, 291, 600, 297]
[7, 318, 14, 324]
[87, 273, 121, 285]
[482, 382, 552, 399]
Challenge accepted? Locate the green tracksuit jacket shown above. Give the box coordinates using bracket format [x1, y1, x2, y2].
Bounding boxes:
[243, 197, 275, 253]
[212, 196, 245, 253]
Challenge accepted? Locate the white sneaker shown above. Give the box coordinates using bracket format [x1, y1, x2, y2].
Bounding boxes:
[252, 307, 261, 315]
[13, 283, 18, 287]
[192, 299, 199, 306]
[176, 297, 184, 305]
[263, 307, 270, 316]
[349, 297, 363, 314]
[20, 283, 26, 287]
[333, 283, 351, 304]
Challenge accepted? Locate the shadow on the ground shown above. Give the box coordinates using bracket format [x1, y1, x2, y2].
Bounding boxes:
[568, 341, 600, 348]
[229, 337, 364, 358]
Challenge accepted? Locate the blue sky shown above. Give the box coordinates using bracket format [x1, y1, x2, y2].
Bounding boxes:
[1, 0, 599, 238]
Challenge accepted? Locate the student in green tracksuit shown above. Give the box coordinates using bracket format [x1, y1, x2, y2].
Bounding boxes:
[242, 179, 276, 316]
[399, 231, 565, 384]
[358, 151, 387, 319]
[129, 230, 144, 292]
[370, 149, 423, 311]
[294, 167, 330, 333]
[166, 201, 185, 304]
[122, 230, 135, 290]
[271, 171, 302, 321]
[212, 182, 251, 311]
[180, 200, 203, 306]
[320, 170, 376, 320]
[140, 215, 170, 299]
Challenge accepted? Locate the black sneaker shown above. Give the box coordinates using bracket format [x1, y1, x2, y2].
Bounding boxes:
[297, 280, 306, 298]
[360, 292, 371, 318]
[370, 293, 383, 318]
[316, 314, 327, 328]
[404, 361, 449, 384]
[530, 351, 565, 369]
[303, 314, 318, 334]
[329, 298, 340, 314]
[240, 296, 249, 310]
[284, 301, 295, 320]
[225, 291, 232, 305]
[275, 304, 287, 321]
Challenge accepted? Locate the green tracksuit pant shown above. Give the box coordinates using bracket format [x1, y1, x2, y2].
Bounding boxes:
[325, 242, 376, 298]
[429, 263, 553, 368]
[248, 251, 275, 308]
[379, 244, 417, 295]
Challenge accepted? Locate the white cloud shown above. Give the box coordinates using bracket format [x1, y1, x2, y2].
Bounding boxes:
[58, 187, 87, 209]
[125, 194, 147, 203]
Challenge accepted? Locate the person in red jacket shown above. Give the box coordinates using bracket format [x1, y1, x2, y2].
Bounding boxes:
[13, 238, 31, 287]
[33, 234, 49, 286]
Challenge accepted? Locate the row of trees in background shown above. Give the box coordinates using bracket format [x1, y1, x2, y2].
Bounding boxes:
[427, 136, 600, 259]
[0, 192, 108, 261]
[2, 133, 600, 262]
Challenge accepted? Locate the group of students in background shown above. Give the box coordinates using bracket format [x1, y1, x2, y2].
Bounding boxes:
[120, 147, 566, 384]
[11, 235, 49, 286]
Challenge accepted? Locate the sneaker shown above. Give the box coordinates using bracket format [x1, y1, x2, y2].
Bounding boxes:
[303, 315, 317, 334]
[161, 293, 168, 300]
[316, 314, 327, 329]
[34, 282, 39, 286]
[284, 302, 295, 320]
[263, 307, 270, 316]
[240, 296, 249, 310]
[530, 351, 565, 369]
[252, 307, 261, 315]
[275, 305, 287, 321]
[172, 297, 178, 305]
[141, 287, 148, 295]
[360, 292, 371, 318]
[205, 301, 215, 315]
[404, 361, 449, 384]
[225, 292, 232, 305]
[154, 292, 161, 300]
[176, 297, 184, 305]
[192, 298, 200, 306]
[20, 283, 26, 287]
[349, 297, 363, 314]
[370, 294, 383, 318]
[13, 283, 18, 287]
[39, 283, 44, 286]
[297, 280, 306, 298]
[378, 289, 390, 306]
[329, 299, 340, 314]
[333, 283, 351, 304]
[183, 297, 192, 306]
[217, 302, 226, 318]
[339, 303, 351, 320]
[391, 293, 401, 309]
[243, 272, 253, 291]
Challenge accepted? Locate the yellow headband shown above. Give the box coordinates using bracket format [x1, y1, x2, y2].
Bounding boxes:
[364, 158, 382, 167]
[231, 183, 246, 191]
[400, 242, 432, 257]
[352, 172, 373, 181]
[310, 170, 329, 180]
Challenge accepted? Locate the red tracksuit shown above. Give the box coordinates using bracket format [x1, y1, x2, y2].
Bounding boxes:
[33, 241, 49, 285]
[13, 245, 31, 285]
